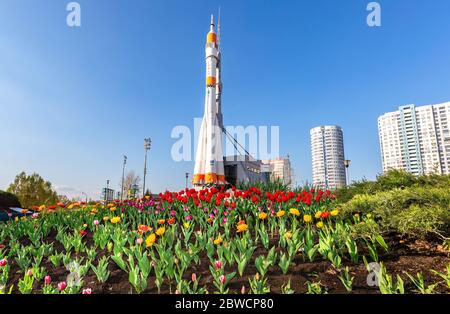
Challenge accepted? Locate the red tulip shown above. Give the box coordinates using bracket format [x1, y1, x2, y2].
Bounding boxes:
[0, 258, 7, 267]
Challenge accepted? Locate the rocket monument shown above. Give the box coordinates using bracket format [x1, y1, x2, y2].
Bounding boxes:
[193, 15, 226, 186]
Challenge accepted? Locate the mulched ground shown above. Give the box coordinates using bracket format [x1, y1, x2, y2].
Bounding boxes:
[5, 232, 450, 294]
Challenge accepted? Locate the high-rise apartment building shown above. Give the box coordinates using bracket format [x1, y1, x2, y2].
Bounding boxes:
[310, 126, 347, 189]
[378, 102, 450, 175]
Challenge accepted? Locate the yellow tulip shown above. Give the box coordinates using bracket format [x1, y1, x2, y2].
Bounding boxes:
[289, 208, 300, 216]
[258, 212, 268, 220]
[213, 236, 223, 245]
[236, 223, 248, 233]
[145, 233, 156, 247]
[316, 221, 324, 229]
[331, 209, 339, 217]
[276, 210, 285, 218]
[284, 231, 293, 240]
[156, 227, 166, 236]
[303, 215, 312, 223]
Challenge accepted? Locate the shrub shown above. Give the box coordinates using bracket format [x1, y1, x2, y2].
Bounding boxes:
[0, 190, 21, 208]
[341, 187, 450, 238]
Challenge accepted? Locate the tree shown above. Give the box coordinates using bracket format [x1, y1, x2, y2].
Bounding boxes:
[121, 170, 141, 198]
[7, 172, 59, 208]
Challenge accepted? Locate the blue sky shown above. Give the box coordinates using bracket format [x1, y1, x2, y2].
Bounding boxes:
[1, 0, 449, 199]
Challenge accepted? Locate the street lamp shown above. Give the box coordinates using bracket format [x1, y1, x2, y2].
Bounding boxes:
[344, 159, 351, 186]
[105, 180, 110, 203]
[143, 138, 152, 198]
[81, 192, 87, 203]
[121, 155, 127, 201]
[185, 172, 189, 189]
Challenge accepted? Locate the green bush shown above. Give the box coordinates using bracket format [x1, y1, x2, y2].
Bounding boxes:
[336, 170, 450, 203]
[341, 187, 450, 238]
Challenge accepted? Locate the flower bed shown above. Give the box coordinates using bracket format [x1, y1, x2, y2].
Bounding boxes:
[0, 186, 449, 294]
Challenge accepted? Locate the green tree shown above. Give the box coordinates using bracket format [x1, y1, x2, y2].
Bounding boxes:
[6, 172, 59, 208]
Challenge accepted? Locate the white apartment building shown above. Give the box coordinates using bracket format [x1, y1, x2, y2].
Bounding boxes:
[378, 102, 450, 175]
[310, 126, 347, 189]
[262, 156, 293, 186]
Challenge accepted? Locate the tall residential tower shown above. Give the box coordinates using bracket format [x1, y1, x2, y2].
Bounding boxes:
[310, 126, 347, 189]
[378, 102, 450, 175]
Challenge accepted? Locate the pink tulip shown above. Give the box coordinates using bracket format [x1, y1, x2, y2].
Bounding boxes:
[0, 258, 7, 267]
[219, 275, 226, 285]
[215, 260, 222, 270]
[136, 238, 143, 245]
[58, 281, 67, 291]
[93, 220, 99, 226]
[44, 275, 52, 285]
[27, 269, 33, 276]
[82, 288, 92, 295]
[191, 273, 197, 282]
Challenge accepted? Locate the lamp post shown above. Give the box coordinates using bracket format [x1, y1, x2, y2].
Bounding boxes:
[344, 159, 351, 186]
[121, 155, 127, 201]
[106, 180, 110, 203]
[143, 138, 152, 198]
[185, 172, 189, 189]
[81, 192, 87, 203]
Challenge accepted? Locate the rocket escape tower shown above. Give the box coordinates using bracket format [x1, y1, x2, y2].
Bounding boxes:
[193, 15, 226, 186]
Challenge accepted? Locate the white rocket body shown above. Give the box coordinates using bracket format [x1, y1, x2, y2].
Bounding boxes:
[193, 16, 226, 185]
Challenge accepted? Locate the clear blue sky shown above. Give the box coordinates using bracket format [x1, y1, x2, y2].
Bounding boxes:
[1, 0, 449, 199]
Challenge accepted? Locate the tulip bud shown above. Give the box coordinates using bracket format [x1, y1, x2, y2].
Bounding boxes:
[255, 273, 260, 280]
[175, 289, 181, 294]
[58, 281, 67, 291]
[82, 288, 92, 294]
[219, 275, 226, 285]
[191, 273, 197, 282]
[27, 269, 33, 277]
[215, 260, 222, 270]
[93, 220, 100, 226]
[241, 285, 246, 294]
[44, 275, 52, 285]
[0, 258, 8, 267]
[136, 238, 143, 245]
